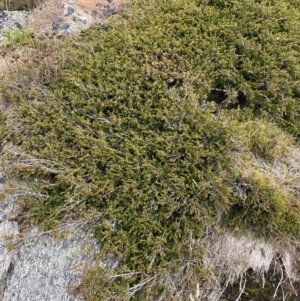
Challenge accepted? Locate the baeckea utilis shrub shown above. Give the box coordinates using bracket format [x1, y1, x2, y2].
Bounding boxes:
[2, 0, 300, 299]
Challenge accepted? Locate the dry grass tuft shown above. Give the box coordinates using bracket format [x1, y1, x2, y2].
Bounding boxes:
[0, 34, 65, 101]
[201, 232, 299, 300]
[231, 120, 300, 202]
[0, 0, 45, 10]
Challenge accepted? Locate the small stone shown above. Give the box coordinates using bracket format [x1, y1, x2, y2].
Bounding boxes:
[0, 12, 8, 19]
[14, 22, 22, 29]
[65, 7, 75, 17]
[51, 18, 63, 31]
[81, 19, 87, 25]
[91, 10, 98, 17]
[103, 7, 116, 16]
[61, 23, 70, 30]
[52, 21, 60, 31]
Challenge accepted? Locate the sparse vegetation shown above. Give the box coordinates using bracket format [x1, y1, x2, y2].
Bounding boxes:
[0, 30, 64, 86]
[1, 0, 300, 300]
[0, 0, 44, 10]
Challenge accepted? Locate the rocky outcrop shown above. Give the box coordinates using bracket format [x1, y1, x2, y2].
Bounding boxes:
[0, 0, 127, 40]
[0, 173, 99, 301]
[0, 166, 101, 301]
[2, 226, 97, 301]
[0, 10, 29, 40]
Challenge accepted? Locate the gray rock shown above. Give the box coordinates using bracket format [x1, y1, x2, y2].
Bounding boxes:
[61, 22, 70, 30]
[52, 19, 62, 31]
[0, 10, 29, 41]
[0, 182, 99, 301]
[65, 7, 75, 17]
[3, 225, 98, 301]
[0, 0, 125, 40]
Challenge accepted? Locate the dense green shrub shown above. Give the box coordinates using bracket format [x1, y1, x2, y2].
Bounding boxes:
[1, 0, 300, 299]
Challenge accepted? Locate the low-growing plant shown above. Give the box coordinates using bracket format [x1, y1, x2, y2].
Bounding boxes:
[1, 0, 300, 299]
[226, 171, 299, 237]
[1, 27, 34, 47]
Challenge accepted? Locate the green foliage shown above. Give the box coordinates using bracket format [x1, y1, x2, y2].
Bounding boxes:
[1, 0, 300, 299]
[1, 27, 34, 46]
[226, 171, 300, 238]
[228, 119, 292, 163]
